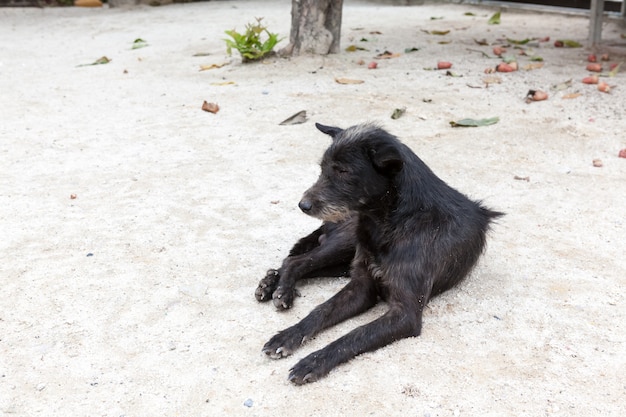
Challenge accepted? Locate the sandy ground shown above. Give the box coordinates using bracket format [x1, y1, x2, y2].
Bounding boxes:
[1, 1, 625, 415]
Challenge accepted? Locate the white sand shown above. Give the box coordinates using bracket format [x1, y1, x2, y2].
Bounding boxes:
[1, 1, 625, 415]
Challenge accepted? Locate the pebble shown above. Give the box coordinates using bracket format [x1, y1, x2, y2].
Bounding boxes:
[36, 383, 46, 391]
[243, 398, 253, 408]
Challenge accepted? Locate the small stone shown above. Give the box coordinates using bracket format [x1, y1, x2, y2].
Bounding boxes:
[243, 398, 253, 408]
[36, 383, 46, 391]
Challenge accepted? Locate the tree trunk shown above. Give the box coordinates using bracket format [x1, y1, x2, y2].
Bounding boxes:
[281, 0, 343, 56]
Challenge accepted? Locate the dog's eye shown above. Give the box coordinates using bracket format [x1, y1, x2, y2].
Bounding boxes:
[333, 165, 350, 174]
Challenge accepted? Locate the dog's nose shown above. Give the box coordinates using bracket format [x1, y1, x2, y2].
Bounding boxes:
[298, 200, 312, 213]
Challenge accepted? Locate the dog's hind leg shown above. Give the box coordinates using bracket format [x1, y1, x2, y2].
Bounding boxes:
[288, 300, 423, 384]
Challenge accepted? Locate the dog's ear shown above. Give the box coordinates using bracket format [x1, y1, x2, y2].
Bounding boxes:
[368, 145, 403, 176]
[315, 123, 343, 139]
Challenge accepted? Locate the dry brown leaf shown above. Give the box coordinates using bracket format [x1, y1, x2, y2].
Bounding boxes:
[523, 62, 544, 71]
[562, 93, 581, 100]
[210, 81, 236, 86]
[202, 101, 219, 113]
[482, 76, 502, 85]
[279, 110, 307, 125]
[335, 77, 364, 85]
[199, 63, 229, 71]
[375, 51, 401, 59]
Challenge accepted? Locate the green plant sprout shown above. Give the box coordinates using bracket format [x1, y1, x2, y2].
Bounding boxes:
[224, 17, 282, 62]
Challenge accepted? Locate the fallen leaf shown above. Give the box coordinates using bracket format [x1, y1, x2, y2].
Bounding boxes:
[199, 63, 229, 71]
[77, 56, 111, 67]
[391, 108, 406, 120]
[427, 30, 450, 36]
[530, 56, 544, 62]
[279, 110, 307, 125]
[555, 39, 582, 48]
[210, 81, 236, 86]
[375, 51, 401, 59]
[430, 16, 444, 20]
[450, 117, 499, 127]
[552, 79, 573, 90]
[345, 45, 368, 52]
[482, 76, 502, 85]
[523, 62, 544, 70]
[608, 62, 622, 77]
[370, 31, 383, 35]
[488, 11, 501, 25]
[562, 93, 581, 99]
[360, 38, 369, 42]
[465, 12, 476, 16]
[507, 38, 530, 45]
[201, 101, 219, 113]
[404, 47, 420, 53]
[192, 52, 212, 57]
[474, 38, 489, 46]
[132, 38, 148, 49]
[513, 175, 530, 182]
[335, 78, 364, 84]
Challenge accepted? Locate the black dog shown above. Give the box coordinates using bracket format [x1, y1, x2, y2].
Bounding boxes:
[257, 123, 503, 384]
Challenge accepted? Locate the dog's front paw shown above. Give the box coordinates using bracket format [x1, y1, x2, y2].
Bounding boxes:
[288, 351, 330, 385]
[272, 285, 299, 310]
[262, 327, 305, 359]
[255, 269, 280, 302]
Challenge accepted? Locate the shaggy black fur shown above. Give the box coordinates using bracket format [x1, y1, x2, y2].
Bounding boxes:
[257, 122, 503, 384]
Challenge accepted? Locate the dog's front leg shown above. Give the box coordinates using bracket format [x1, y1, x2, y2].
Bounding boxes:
[288, 302, 424, 384]
[262, 270, 377, 358]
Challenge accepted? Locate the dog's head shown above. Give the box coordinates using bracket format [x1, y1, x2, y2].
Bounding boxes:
[298, 123, 404, 222]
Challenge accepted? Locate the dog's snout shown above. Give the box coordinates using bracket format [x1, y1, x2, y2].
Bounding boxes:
[299, 199, 313, 213]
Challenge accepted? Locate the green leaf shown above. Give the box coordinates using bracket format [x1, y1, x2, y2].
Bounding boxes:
[391, 108, 406, 120]
[76, 56, 111, 67]
[556, 39, 582, 48]
[530, 56, 544, 62]
[450, 117, 499, 128]
[551, 79, 572, 91]
[507, 38, 530, 45]
[132, 38, 149, 49]
[464, 12, 476, 16]
[404, 47, 420, 53]
[430, 30, 450, 35]
[488, 11, 501, 25]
